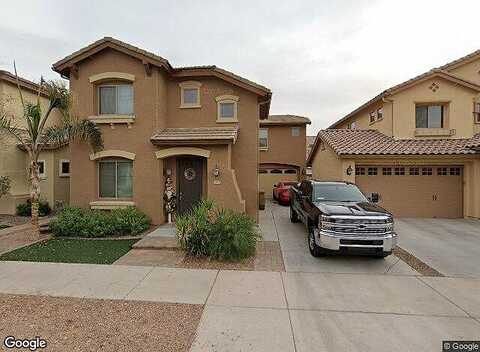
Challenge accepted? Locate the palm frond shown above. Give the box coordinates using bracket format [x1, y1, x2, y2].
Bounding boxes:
[0, 115, 29, 146]
[42, 119, 103, 152]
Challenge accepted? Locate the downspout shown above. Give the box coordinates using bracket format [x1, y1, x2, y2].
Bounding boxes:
[382, 96, 394, 138]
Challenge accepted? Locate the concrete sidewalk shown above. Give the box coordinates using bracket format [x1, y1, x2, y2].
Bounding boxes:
[0, 261, 479, 351]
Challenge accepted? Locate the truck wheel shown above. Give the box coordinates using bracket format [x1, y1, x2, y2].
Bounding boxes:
[308, 226, 325, 257]
[290, 206, 299, 223]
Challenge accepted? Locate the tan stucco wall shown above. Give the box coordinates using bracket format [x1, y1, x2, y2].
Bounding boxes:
[336, 100, 393, 136]
[311, 143, 344, 181]
[388, 77, 478, 139]
[67, 48, 260, 224]
[449, 59, 480, 86]
[53, 146, 70, 207]
[259, 125, 307, 171]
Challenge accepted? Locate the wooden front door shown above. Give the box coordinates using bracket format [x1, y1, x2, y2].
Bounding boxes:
[177, 157, 204, 215]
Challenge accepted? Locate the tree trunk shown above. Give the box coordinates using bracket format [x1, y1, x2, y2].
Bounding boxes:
[29, 159, 41, 240]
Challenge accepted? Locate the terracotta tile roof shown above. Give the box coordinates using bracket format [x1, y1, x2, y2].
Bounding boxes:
[0, 70, 47, 96]
[311, 129, 480, 159]
[260, 115, 311, 126]
[150, 127, 239, 145]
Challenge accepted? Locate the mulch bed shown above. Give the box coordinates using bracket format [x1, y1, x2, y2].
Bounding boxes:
[177, 255, 255, 271]
[393, 246, 443, 277]
[0, 294, 203, 352]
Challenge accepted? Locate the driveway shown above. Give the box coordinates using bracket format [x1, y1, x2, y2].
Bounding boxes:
[396, 218, 480, 278]
[264, 201, 416, 275]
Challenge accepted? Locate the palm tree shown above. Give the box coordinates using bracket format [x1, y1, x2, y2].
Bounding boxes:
[0, 65, 103, 238]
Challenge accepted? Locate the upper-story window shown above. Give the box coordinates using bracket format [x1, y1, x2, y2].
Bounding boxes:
[415, 104, 444, 128]
[347, 121, 356, 129]
[216, 95, 239, 122]
[369, 111, 376, 123]
[377, 108, 383, 120]
[179, 81, 202, 108]
[474, 102, 480, 123]
[98, 84, 133, 115]
[291, 127, 300, 137]
[259, 128, 268, 150]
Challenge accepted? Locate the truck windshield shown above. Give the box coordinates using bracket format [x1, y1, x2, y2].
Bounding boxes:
[313, 184, 368, 202]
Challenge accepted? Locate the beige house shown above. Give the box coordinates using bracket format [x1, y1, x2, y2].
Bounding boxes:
[0, 70, 70, 214]
[52, 37, 271, 224]
[307, 50, 480, 219]
[258, 115, 310, 197]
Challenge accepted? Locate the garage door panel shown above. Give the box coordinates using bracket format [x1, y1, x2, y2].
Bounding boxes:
[356, 166, 463, 218]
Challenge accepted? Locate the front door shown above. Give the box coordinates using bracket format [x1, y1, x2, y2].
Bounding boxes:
[177, 156, 204, 215]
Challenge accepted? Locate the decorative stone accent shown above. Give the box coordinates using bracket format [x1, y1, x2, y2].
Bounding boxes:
[428, 82, 439, 92]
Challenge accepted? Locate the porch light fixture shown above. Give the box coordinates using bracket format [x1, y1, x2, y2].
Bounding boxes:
[346, 165, 353, 176]
[165, 168, 172, 176]
[213, 165, 220, 177]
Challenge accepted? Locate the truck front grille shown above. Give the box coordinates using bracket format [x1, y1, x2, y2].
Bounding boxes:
[321, 216, 393, 236]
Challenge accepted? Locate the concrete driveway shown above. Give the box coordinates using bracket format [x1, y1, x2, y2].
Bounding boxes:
[264, 201, 416, 275]
[396, 218, 480, 278]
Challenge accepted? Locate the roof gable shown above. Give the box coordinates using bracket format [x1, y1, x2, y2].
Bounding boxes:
[52, 37, 271, 100]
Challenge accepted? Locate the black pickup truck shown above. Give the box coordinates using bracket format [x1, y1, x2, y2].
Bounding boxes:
[290, 180, 397, 257]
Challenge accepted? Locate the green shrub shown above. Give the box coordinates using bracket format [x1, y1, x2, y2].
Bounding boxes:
[208, 208, 259, 261]
[50, 206, 150, 237]
[110, 207, 150, 235]
[16, 200, 51, 217]
[176, 199, 258, 261]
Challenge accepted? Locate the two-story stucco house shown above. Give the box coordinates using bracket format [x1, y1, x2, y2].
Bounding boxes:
[307, 50, 480, 219]
[52, 37, 271, 224]
[0, 70, 70, 214]
[258, 115, 310, 198]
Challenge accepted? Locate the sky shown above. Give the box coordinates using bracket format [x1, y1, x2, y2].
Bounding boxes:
[1, 0, 479, 134]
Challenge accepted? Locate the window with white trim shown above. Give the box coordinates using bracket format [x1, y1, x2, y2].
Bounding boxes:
[37, 160, 46, 178]
[215, 95, 239, 121]
[99, 159, 133, 198]
[179, 81, 202, 108]
[369, 111, 376, 123]
[98, 84, 133, 115]
[377, 108, 383, 120]
[259, 128, 268, 149]
[474, 102, 480, 123]
[59, 159, 70, 177]
[291, 127, 300, 137]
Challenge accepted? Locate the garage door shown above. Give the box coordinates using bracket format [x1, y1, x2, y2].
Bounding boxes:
[356, 165, 463, 218]
[259, 168, 298, 199]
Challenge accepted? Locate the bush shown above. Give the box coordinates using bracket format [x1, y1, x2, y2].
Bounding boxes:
[16, 200, 52, 217]
[176, 199, 259, 261]
[50, 206, 150, 237]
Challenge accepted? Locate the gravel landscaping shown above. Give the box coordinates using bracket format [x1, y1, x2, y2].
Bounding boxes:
[0, 294, 203, 352]
[0, 214, 31, 227]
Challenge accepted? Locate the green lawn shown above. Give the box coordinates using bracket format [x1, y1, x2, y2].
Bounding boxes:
[0, 238, 138, 264]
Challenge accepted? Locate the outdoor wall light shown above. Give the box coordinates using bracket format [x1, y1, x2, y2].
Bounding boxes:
[346, 165, 353, 176]
[165, 168, 172, 176]
[213, 165, 221, 177]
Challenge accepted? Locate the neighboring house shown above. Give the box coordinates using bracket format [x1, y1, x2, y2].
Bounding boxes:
[305, 135, 316, 178]
[52, 37, 271, 224]
[258, 115, 310, 198]
[0, 70, 70, 214]
[307, 50, 480, 219]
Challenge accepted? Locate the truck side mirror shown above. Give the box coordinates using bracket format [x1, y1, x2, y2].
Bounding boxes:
[370, 193, 380, 203]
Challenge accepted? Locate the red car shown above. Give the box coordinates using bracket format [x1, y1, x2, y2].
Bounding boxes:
[273, 181, 298, 205]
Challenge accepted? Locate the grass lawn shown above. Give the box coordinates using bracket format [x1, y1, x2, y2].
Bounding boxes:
[0, 238, 139, 264]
